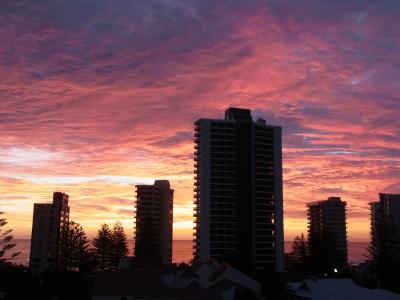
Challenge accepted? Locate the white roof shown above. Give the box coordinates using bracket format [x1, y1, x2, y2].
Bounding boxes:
[288, 279, 400, 300]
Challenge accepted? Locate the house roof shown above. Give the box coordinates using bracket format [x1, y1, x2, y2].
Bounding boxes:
[93, 269, 222, 300]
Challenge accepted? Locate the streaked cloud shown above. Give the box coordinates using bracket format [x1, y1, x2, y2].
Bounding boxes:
[0, 0, 399, 242]
[0, 147, 61, 166]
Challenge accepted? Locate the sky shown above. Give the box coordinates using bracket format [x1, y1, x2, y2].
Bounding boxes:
[0, 0, 399, 242]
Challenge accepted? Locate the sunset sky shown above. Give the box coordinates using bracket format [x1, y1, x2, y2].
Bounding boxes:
[1, 0, 399, 242]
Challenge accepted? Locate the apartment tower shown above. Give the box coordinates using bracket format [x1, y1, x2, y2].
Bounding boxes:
[29, 192, 70, 274]
[307, 197, 348, 270]
[193, 107, 284, 272]
[134, 180, 173, 265]
[370, 193, 400, 256]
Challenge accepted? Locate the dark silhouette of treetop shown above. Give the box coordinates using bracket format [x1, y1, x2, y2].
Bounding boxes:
[0, 210, 20, 263]
[93, 223, 114, 271]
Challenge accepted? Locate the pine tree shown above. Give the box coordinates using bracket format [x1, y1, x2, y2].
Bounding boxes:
[290, 233, 308, 263]
[58, 221, 89, 272]
[93, 223, 114, 271]
[0, 211, 20, 263]
[309, 228, 343, 274]
[111, 221, 128, 268]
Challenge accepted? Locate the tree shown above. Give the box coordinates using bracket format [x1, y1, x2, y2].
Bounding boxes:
[111, 221, 128, 268]
[289, 233, 308, 271]
[93, 223, 114, 271]
[58, 221, 90, 272]
[309, 228, 345, 274]
[0, 211, 20, 263]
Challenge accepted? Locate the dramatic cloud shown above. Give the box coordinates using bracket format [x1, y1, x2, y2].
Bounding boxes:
[0, 0, 399, 242]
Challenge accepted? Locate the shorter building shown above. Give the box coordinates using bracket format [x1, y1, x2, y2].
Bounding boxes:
[287, 278, 400, 300]
[29, 192, 70, 274]
[134, 180, 173, 265]
[307, 197, 348, 271]
[93, 259, 262, 300]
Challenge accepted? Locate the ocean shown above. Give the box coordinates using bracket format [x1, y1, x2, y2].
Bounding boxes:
[10, 239, 368, 266]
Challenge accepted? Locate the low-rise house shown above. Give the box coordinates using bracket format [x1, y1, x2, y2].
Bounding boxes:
[93, 259, 262, 300]
[166, 259, 261, 298]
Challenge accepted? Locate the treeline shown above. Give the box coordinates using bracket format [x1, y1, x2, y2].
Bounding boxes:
[57, 220, 129, 273]
[0, 210, 130, 299]
[288, 231, 346, 275]
[288, 216, 400, 293]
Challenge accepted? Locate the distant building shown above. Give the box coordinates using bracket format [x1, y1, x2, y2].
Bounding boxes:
[307, 197, 348, 270]
[370, 193, 400, 256]
[134, 180, 173, 265]
[194, 107, 284, 272]
[287, 278, 400, 300]
[29, 192, 70, 274]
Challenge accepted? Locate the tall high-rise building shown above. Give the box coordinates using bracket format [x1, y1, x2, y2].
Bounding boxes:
[29, 192, 70, 274]
[307, 197, 348, 269]
[134, 180, 173, 265]
[370, 193, 400, 255]
[193, 107, 284, 272]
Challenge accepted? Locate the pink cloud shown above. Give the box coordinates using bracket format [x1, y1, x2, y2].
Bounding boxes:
[0, 0, 399, 242]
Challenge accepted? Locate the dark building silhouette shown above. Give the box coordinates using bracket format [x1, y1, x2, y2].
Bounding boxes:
[29, 192, 70, 274]
[134, 180, 173, 265]
[193, 107, 284, 271]
[370, 193, 400, 253]
[307, 197, 348, 270]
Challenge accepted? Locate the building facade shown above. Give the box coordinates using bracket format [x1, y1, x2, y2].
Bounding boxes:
[193, 107, 284, 272]
[29, 192, 70, 274]
[370, 193, 400, 257]
[134, 180, 173, 265]
[307, 197, 348, 270]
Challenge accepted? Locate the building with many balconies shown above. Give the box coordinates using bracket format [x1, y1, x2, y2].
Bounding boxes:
[134, 180, 173, 265]
[193, 107, 284, 272]
[29, 192, 70, 274]
[307, 197, 348, 271]
[370, 193, 400, 259]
